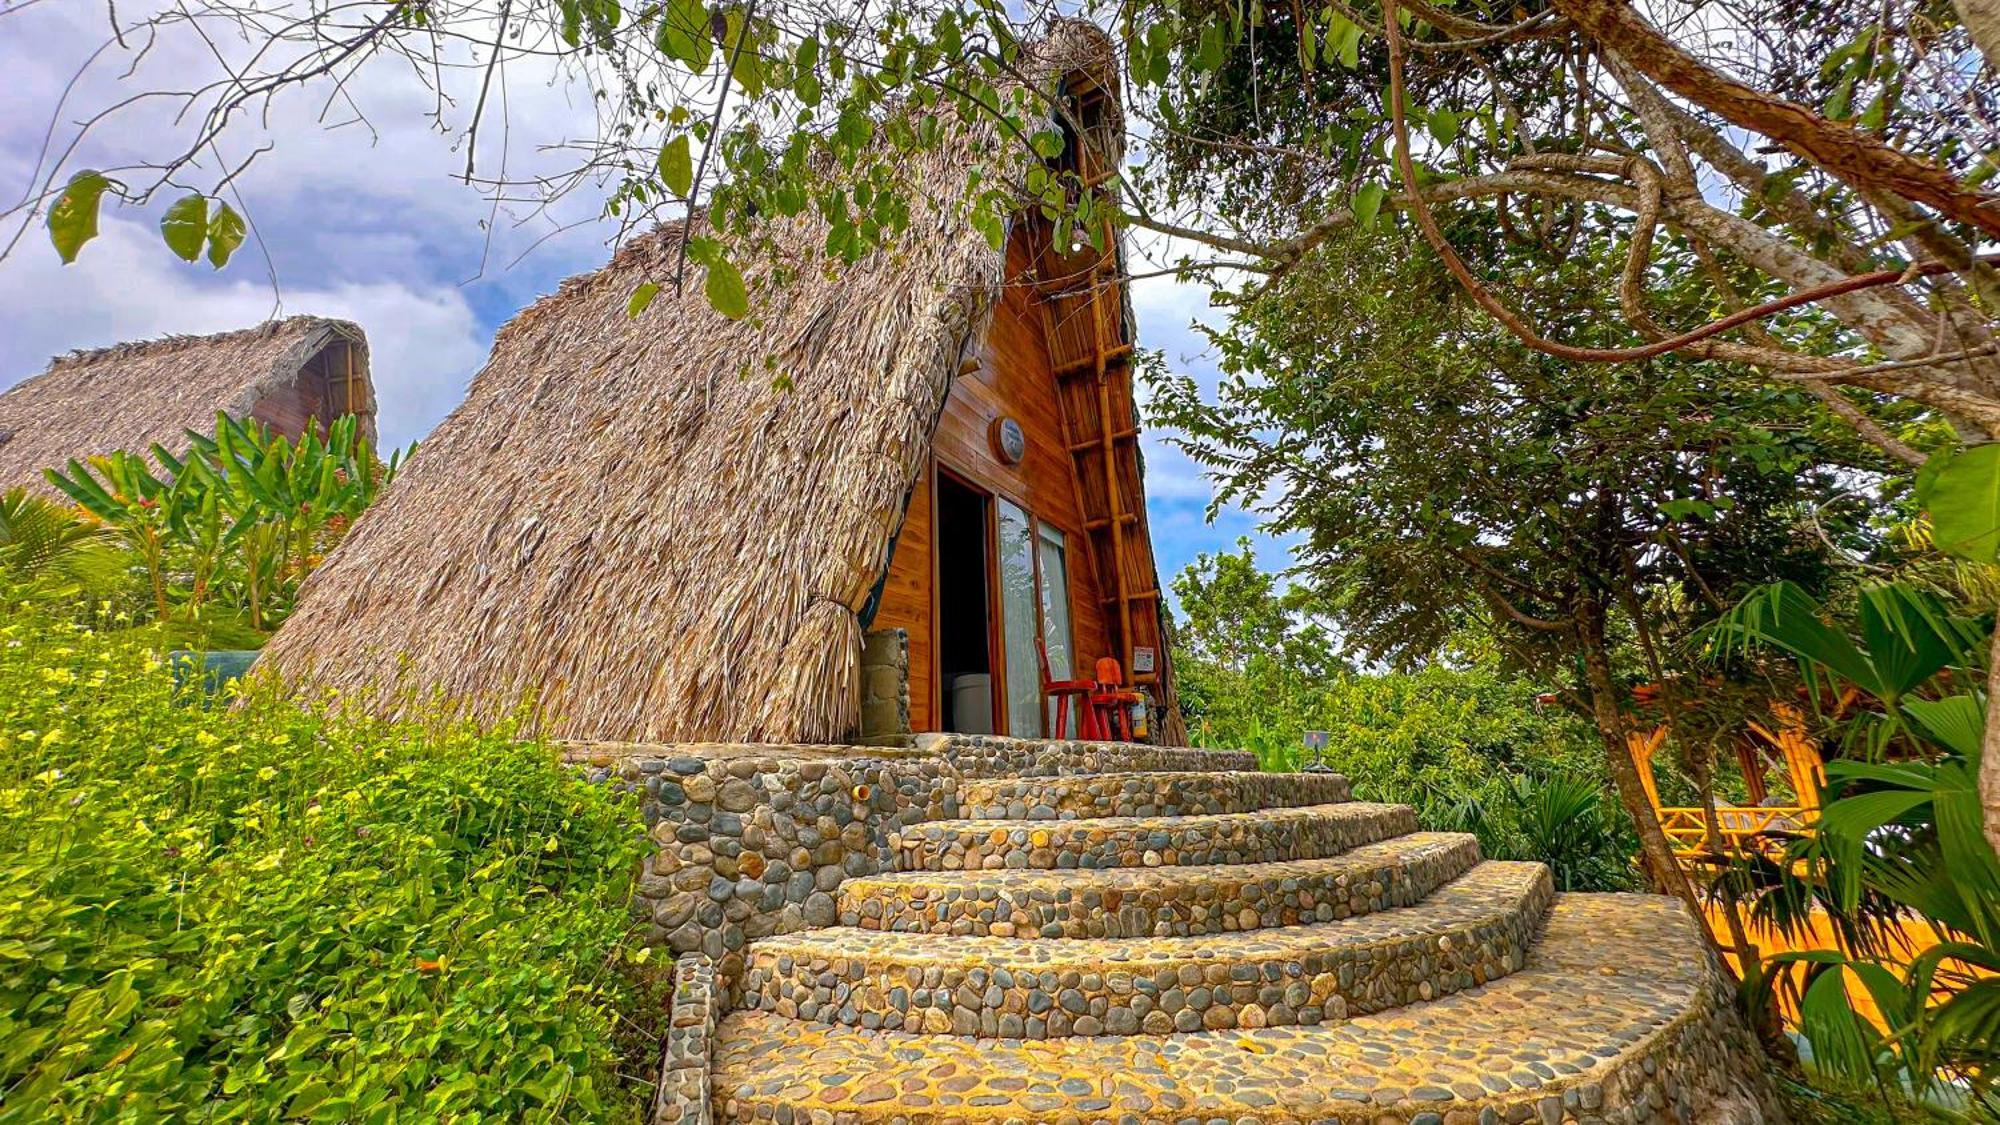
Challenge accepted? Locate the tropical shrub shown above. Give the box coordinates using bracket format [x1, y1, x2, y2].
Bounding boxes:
[0, 487, 125, 604]
[44, 413, 409, 638]
[0, 590, 649, 1122]
[1710, 579, 2000, 1112]
[1183, 652, 1636, 889]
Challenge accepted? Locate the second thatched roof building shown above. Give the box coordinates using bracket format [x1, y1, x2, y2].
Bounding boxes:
[0, 315, 376, 492]
[259, 22, 1183, 747]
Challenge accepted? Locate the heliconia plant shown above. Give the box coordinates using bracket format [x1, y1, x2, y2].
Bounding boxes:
[43, 413, 412, 636]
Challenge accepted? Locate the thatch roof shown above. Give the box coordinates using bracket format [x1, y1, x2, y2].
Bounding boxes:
[260, 22, 1159, 744]
[0, 316, 374, 492]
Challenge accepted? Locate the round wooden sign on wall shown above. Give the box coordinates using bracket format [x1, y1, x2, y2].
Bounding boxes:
[989, 416, 1026, 464]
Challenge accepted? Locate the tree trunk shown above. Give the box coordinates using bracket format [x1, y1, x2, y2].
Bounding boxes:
[1981, 619, 2000, 859]
[1575, 596, 1704, 911]
[1959, 0, 2000, 75]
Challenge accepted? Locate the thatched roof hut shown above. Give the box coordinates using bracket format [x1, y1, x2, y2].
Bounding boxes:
[0, 316, 375, 491]
[261, 22, 1184, 746]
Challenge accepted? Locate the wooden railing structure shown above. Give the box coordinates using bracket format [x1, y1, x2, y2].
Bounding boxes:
[1625, 703, 1825, 864]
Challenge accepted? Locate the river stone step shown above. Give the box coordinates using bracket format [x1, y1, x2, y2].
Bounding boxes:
[840, 831, 1480, 938]
[956, 770, 1354, 820]
[893, 801, 1418, 872]
[737, 860, 1551, 1037]
[712, 894, 1757, 1123]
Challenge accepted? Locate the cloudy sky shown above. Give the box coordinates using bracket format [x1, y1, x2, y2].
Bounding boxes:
[0, 2, 1295, 596]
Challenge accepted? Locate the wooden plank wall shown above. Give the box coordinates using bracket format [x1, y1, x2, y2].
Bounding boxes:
[871, 225, 1116, 733]
[870, 74, 1183, 741]
[869, 475, 936, 731]
[249, 340, 369, 442]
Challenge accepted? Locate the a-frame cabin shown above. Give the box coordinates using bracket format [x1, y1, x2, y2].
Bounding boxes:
[260, 23, 1181, 746]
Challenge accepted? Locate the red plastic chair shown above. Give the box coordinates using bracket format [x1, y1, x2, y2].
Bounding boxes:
[1090, 657, 1146, 743]
[1037, 636, 1101, 740]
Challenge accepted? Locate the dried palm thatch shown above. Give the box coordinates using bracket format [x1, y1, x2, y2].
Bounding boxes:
[261, 22, 1160, 744]
[0, 316, 375, 492]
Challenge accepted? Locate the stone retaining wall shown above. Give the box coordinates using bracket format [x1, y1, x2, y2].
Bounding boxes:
[568, 735, 1256, 974]
[650, 954, 719, 1125]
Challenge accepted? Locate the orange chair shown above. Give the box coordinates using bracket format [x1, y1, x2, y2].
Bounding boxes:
[1037, 636, 1101, 740]
[1090, 657, 1145, 742]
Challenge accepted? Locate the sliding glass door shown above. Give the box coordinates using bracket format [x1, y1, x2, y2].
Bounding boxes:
[996, 498, 1077, 738]
[996, 500, 1042, 737]
[1037, 523, 1075, 737]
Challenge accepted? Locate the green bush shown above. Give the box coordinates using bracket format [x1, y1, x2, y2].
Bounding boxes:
[0, 594, 649, 1122]
[1184, 659, 1637, 889]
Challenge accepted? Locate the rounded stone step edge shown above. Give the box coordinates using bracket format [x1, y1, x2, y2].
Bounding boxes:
[839, 832, 1481, 939]
[709, 962, 1768, 1124]
[708, 895, 1782, 1124]
[893, 801, 1419, 872]
[958, 770, 1354, 821]
[736, 861, 1554, 1039]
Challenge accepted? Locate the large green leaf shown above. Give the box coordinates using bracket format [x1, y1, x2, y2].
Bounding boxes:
[1919, 443, 2000, 563]
[1710, 581, 1883, 697]
[1797, 963, 1886, 1087]
[1857, 583, 1967, 699]
[657, 135, 693, 199]
[1903, 694, 1986, 758]
[206, 202, 246, 268]
[160, 194, 209, 262]
[655, 0, 711, 71]
[48, 171, 111, 264]
[626, 281, 661, 319]
[703, 254, 748, 319]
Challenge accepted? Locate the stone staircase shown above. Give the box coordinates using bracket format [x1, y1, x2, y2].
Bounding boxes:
[702, 766, 1776, 1124]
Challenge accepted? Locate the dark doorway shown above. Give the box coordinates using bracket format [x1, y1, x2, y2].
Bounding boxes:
[936, 471, 995, 733]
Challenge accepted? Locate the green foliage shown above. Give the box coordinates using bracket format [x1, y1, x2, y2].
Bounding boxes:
[1173, 542, 1632, 888]
[1918, 443, 2000, 564]
[0, 593, 649, 1122]
[0, 488, 126, 603]
[44, 413, 410, 636]
[1707, 580, 1987, 759]
[1439, 773, 1635, 893]
[47, 171, 111, 265]
[1715, 577, 2000, 1109]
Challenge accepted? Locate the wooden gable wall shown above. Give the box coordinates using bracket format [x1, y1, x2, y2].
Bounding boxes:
[249, 338, 376, 444]
[870, 157, 1180, 737]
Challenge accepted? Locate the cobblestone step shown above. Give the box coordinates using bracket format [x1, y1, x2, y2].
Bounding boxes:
[956, 770, 1353, 820]
[712, 894, 1760, 1123]
[841, 831, 1480, 938]
[892, 801, 1418, 872]
[738, 860, 1551, 1037]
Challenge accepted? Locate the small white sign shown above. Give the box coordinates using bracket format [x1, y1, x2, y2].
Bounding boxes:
[1132, 646, 1156, 673]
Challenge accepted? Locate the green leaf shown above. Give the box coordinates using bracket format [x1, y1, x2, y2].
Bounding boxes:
[48, 170, 111, 264]
[161, 194, 210, 262]
[1337, 24, 1362, 68]
[1903, 694, 1986, 758]
[656, 0, 710, 71]
[627, 281, 661, 318]
[206, 202, 246, 268]
[657, 134, 693, 198]
[1429, 109, 1460, 146]
[1918, 444, 2000, 563]
[703, 254, 748, 319]
[1351, 182, 1387, 230]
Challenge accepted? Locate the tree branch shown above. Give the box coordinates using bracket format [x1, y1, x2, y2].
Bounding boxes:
[1552, 0, 2000, 238]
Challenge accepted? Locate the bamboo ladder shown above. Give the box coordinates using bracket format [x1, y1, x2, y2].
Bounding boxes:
[1038, 90, 1153, 691]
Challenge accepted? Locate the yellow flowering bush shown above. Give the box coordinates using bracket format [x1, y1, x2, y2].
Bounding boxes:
[0, 591, 650, 1121]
